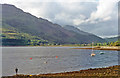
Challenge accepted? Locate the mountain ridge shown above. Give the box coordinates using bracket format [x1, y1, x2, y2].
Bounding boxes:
[104, 36, 119, 42]
[2, 4, 106, 44]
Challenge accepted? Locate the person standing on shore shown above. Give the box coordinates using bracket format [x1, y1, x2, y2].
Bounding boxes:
[15, 68, 18, 75]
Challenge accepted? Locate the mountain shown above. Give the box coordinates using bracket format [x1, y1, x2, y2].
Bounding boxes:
[2, 4, 106, 44]
[64, 25, 93, 36]
[63, 25, 106, 43]
[104, 36, 119, 42]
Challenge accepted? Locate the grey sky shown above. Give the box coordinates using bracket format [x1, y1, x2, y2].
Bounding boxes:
[2, 0, 119, 38]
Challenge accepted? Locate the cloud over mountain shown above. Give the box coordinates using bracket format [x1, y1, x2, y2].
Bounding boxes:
[2, 0, 119, 37]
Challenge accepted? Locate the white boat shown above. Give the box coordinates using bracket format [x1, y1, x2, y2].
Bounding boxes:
[44, 61, 47, 64]
[100, 52, 104, 55]
[91, 42, 96, 57]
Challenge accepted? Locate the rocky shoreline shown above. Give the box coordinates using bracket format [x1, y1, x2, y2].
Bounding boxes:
[2, 65, 120, 78]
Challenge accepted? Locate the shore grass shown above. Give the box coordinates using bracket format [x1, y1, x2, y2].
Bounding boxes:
[2, 65, 120, 78]
[72, 46, 120, 51]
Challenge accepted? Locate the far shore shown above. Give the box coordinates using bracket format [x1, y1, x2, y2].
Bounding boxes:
[2, 65, 120, 78]
[72, 46, 120, 51]
[1, 45, 120, 51]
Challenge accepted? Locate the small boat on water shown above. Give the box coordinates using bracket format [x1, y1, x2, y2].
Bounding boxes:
[91, 53, 96, 56]
[91, 42, 96, 57]
[44, 61, 47, 64]
[100, 52, 104, 55]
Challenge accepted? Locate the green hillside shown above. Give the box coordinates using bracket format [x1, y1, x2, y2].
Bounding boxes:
[2, 28, 49, 46]
[1, 4, 106, 45]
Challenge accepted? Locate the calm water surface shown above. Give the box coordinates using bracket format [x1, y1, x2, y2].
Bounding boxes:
[2, 47, 118, 76]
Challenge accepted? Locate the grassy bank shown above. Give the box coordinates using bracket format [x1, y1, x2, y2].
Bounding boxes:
[2, 65, 120, 78]
[72, 46, 120, 51]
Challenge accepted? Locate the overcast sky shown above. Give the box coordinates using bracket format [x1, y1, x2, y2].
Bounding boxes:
[2, 0, 119, 38]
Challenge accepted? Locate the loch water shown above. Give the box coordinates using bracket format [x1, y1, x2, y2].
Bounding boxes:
[2, 47, 118, 76]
